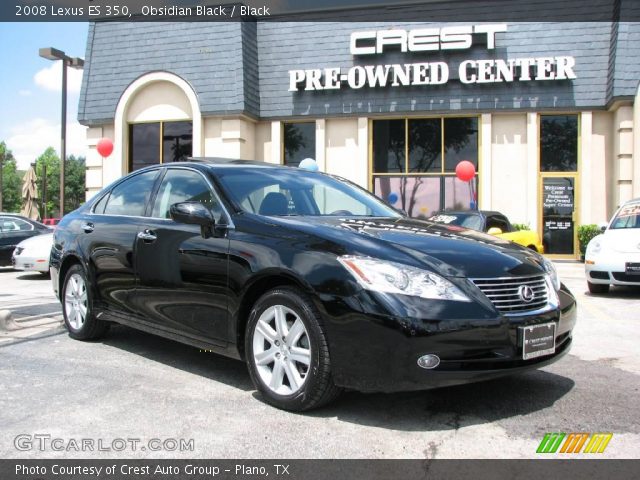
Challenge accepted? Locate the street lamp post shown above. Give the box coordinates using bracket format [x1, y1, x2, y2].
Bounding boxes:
[38, 47, 84, 217]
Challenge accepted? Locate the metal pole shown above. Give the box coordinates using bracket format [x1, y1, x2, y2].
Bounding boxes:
[60, 58, 67, 217]
[42, 163, 47, 219]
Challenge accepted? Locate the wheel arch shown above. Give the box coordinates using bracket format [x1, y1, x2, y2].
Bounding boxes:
[58, 254, 83, 296]
[235, 272, 315, 360]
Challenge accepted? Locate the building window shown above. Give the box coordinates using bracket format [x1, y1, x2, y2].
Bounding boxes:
[372, 117, 478, 217]
[540, 115, 578, 172]
[283, 122, 315, 167]
[129, 121, 193, 172]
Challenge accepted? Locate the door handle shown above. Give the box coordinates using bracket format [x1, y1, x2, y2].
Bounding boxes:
[81, 222, 94, 233]
[137, 229, 157, 243]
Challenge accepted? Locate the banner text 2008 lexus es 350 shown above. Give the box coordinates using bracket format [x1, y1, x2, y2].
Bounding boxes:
[50, 159, 576, 411]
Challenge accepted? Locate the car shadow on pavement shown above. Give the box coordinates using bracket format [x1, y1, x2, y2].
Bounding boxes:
[302, 370, 576, 432]
[16, 272, 50, 280]
[100, 325, 254, 392]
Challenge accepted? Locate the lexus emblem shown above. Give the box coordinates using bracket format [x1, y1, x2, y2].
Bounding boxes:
[518, 285, 535, 303]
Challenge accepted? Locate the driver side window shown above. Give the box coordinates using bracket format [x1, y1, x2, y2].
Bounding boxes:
[151, 169, 223, 222]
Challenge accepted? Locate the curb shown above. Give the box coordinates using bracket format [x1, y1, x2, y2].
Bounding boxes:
[0, 310, 21, 331]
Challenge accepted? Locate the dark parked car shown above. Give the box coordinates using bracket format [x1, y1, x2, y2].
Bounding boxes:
[51, 160, 576, 411]
[0, 213, 51, 266]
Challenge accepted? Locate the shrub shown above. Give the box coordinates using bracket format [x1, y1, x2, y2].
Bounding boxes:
[512, 223, 530, 231]
[578, 224, 601, 255]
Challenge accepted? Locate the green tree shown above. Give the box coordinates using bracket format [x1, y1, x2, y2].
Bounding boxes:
[36, 147, 60, 217]
[35, 147, 86, 217]
[0, 141, 23, 213]
[65, 155, 86, 212]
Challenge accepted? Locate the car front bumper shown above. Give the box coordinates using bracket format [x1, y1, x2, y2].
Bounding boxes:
[585, 251, 640, 286]
[319, 284, 576, 393]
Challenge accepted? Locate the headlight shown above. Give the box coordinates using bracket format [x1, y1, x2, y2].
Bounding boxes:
[13, 247, 24, 256]
[541, 256, 561, 291]
[338, 255, 470, 302]
[587, 239, 601, 255]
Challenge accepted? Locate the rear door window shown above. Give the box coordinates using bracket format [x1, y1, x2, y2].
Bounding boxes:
[104, 170, 158, 217]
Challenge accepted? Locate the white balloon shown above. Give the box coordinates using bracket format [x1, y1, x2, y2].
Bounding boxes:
[298, 158, 319, 171]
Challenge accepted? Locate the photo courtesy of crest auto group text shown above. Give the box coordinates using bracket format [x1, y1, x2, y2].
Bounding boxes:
[0, 1, 639, 479]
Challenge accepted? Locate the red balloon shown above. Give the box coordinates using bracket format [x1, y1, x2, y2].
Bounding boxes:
[455, 160, 476, 182]
[97, 138, 114, 157]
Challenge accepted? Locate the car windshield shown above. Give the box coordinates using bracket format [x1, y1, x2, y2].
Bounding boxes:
[610, 202, 640, 229]
[215, 167, 401, 218]
[428, 213, 484, 231]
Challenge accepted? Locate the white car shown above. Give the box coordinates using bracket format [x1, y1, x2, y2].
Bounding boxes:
[585, 198, 640, 293]
[11, 233, 53, 274]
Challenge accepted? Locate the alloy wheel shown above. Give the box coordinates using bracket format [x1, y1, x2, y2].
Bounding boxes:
[65, 273, 88, 330]
[252, 305, 311, 395]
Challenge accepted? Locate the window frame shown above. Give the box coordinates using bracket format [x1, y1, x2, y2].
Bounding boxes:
[539, 113, 579, 173]
[369, 115, 481, 214]
[281, 121, 317, 167]
[127, 120, 194, 173]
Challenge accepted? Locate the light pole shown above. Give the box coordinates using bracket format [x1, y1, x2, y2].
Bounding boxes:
[38, 47, 84, 217]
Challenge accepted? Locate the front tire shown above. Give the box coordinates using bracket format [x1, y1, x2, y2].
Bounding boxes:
[62, 264, 109, 340]
[587, 281, 610, 294]
[245, 287, 341, 411]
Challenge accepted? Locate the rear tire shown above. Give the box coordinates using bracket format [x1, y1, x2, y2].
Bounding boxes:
[245, 287, 342, 411]
[62, 264, 109, 340]
[587, 281, 609, 294]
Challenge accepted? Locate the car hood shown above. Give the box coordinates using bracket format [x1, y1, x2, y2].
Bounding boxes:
[602, 228, 640, 253]
[264, 216, 546, 278]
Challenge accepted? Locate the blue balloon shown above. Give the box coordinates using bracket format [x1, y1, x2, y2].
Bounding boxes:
[299, 158, 319, 172]
[388, 192, 399, 204]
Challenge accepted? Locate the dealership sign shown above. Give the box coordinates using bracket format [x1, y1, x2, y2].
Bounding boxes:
[288, 24, 576, 91]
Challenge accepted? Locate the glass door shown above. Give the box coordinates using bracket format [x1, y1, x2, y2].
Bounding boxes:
[541, 176, 577, 256]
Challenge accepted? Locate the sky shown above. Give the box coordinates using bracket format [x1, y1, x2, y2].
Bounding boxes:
[0, 22, 89, 170]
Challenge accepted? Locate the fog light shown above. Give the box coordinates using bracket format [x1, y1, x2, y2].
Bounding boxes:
[417, 354, 440, 369]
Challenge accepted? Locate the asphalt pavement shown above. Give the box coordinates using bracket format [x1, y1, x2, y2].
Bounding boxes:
[0, 263, 638, 459]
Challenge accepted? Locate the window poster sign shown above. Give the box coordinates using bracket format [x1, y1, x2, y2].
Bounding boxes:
[542, 177, 575, 255]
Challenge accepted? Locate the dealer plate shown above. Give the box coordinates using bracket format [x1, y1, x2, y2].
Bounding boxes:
[625, 262, 640, 275]
[521, 322, 556, 360]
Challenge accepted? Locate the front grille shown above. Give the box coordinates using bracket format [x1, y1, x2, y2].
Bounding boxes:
[612, 272, 640, 283]
[471, 275, 549, 315]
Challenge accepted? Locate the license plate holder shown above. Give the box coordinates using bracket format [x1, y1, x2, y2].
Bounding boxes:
[521, 322, 556, 360]
[625, 262, 640, 275]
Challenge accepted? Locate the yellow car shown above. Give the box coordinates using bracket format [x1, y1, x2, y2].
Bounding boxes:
[428, 210, 545, 253]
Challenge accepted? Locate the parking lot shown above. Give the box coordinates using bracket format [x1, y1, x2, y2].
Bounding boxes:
[0, 263, 639, 459]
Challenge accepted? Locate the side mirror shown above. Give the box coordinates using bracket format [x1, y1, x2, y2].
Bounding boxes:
[487, 227, 503, 235]
[598, 222, 607, 232]
[170, 202, 214, 238]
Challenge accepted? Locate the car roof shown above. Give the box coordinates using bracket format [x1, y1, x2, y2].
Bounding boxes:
[186, 158, 285, 169]
[433, 210, 506, 217]
[0, 212, 37, 220]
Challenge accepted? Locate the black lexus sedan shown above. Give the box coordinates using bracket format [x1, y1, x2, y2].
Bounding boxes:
[51, 159, 576, 411]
